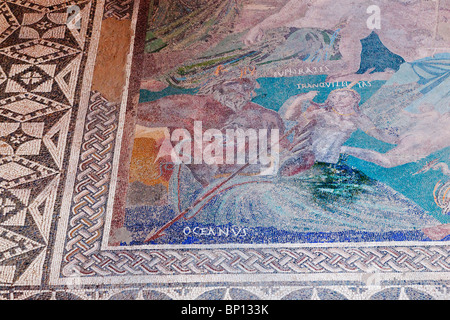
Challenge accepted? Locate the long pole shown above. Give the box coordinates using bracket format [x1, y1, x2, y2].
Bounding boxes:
[144, 120, 310, 242]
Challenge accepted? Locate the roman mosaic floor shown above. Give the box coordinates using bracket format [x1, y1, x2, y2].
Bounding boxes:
[0, 0, 449, 300]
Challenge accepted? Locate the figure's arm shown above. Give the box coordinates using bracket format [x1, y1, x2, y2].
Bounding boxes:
[277, 93, 319, 176]
[401, 108, 440, 121]
[278, 118, 316, 176]
[278, 91, 319, 154]
[278, 91, 319, 121]
[400, 109, 423, 119]
[356, 114, 398, 144]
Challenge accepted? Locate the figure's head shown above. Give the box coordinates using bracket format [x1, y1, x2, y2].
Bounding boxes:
[211, 78, 259, 111]
[326, 89, 361, 115]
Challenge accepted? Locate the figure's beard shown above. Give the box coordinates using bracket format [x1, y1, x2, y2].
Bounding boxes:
[214, 92, 249, 112]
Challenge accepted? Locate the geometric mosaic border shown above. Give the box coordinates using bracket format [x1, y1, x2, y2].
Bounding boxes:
[0, 0, 95, 288]
[1, 283, 449, 300]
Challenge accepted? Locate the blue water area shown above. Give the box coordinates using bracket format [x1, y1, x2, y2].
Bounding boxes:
[345, 133, 450, 224]
[123, 208, 450, 246]
[253, 76, 386, 110]
[356, 31, 405, 74]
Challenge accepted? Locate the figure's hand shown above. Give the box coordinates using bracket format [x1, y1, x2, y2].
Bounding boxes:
[301, 90, 319, 100]
[279, 119, 315, 169]
[280, 91, 318, 120]
[291, 91, 319, 109]
[289, 119, 316, 153]
[277, 110, 317, 176]
[243, 26, 265, 46]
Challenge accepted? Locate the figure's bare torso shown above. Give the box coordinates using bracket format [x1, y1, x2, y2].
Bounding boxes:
[137, 95, 287, 185]
[308, 109, 359, 163]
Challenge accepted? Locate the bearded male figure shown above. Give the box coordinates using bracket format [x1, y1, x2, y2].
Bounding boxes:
[136, 77, 314, 186]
